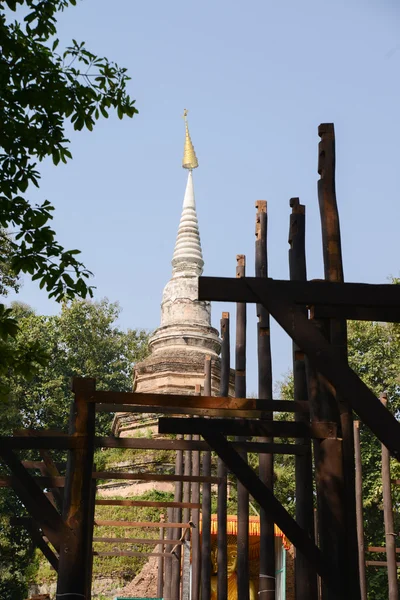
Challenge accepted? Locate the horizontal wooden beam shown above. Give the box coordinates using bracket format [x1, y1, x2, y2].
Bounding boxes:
[0, 435, 307, 455]
[97, 403, 308, 418]
[93, 550, 174, 558]
[366, 561, 400, 567]
[368, 547, 400, 553]
[0, 436, 84, 450]
[95, 437, 306, 455]
[95, 499, 201, 509]
[158, 418, 337, 439]
[93, 537, 184, 545]
[93, 390, 308, 412]
[95, 520, 191, 528]
[198, 276, 400, 311]
[311, 304, 400, 323]
[0, 475, 65, 488]
[93, 471, 219, 483]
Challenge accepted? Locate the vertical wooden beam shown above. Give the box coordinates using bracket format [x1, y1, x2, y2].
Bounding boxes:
[84, 464, 97, 600]
[380, 393, 399, 600]
[255, 202, 275, 600]
[318, 123, 360, 600]
[157, 514, 165, 599]
[171, 435, 184, 600]
[182, 441, 191, 600]
[164, 507, 174, 600]
[353, 422, 367, 600]
[201, 357, 212, 600]
[191, 384, 202, 600]
[56, 377, 96, 600]
[288, 198, 317, 600]
[235, 254, 249, 600]
[217, 312, 229, 600]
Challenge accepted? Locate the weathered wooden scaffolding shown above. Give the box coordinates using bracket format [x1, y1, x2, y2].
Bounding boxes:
[2, 123, 400, 600]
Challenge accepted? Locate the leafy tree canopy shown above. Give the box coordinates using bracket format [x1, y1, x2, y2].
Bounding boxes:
[0, 0, 138, 388]
[0, 298, 149, 598]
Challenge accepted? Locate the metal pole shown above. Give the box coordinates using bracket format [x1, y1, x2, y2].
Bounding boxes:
[201, 359, 212, 600]
[235, 254, 249, 600]
[353, 422, 367, 600]
[255, 202, 275, 600]
[56, 377, 96, 600]
[157, 514, 165, 599]
[380, 392, 399, 600]
[191, 384, 201, 600]
[217, 312, 230, 600]
[288, 198, 318, 600]
[318, 123, 360, 600]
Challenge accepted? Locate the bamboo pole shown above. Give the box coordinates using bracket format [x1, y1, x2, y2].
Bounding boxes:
[380, 393, 399, 600]
[255, 202, 275, 600]
[288, 198, 317, 600]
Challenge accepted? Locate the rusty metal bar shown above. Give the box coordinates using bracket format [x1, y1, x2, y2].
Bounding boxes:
[255, 200, 275, 600]
[288, 197, 317, 600]
[354, 421, 367, 600]
[56, 377, 96, 599]
[217, 312, 229, 600]
[380, 393, 399, 600]
[201, 357, 212, 600]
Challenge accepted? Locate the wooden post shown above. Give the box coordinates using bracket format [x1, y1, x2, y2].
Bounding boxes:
[84, 463, 97, 600]
[191, 384, 202, 600]
[318, 123, 360, 599]
[235, 254, 249, 600]
[182, 440, 192, 600]
[288, 198, 317, 600]
[255, 202, 275, 600]
[56, 377, 96, 600]
[217, 312, 230, 600]
[171, 435, 184, 600]
[164, 507, 174, 600]
[380, 393, 399, 600]
[201, 357, 212, 600]
[353, 422, 367, 600]
[157, 514, 165, 599]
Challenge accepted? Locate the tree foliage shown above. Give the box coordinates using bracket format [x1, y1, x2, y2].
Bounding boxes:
[0, 0, 138, 401]
[0, 299, 149, 598]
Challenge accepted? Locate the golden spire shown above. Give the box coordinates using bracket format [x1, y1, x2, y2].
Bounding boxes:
[182, 109, 199, 170]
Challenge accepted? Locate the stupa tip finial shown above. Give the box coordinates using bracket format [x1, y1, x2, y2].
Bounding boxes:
[182, 109, 199, 170]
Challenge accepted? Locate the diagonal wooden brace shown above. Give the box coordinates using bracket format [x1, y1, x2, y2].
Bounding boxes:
[0, 444, 72, 552]
[200, 430, 340, 594]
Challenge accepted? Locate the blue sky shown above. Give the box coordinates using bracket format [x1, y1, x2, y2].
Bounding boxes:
[9, 0, 400, 395]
